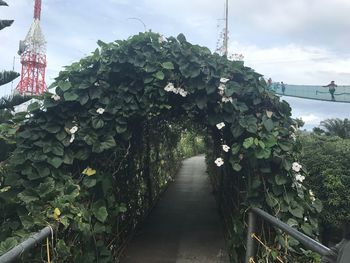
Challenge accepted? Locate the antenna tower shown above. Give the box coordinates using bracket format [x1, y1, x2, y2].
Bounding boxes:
[16, 0, 47, 95]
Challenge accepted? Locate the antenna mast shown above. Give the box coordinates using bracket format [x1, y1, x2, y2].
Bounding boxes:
[223, 0, 228, 56]
[16, 0, 47, 96]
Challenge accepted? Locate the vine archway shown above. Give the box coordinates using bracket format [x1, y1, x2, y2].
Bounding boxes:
[0, 32, 321, 262]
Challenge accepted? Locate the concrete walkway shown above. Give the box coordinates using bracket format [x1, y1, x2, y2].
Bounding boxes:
[121, 155, 229, 263]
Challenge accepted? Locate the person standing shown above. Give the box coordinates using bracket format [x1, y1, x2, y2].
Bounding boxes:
[323, 81, 337, 101]
[281, 81, 286, 94]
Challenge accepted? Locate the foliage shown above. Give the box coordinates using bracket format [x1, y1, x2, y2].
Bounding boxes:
[177, 127, 206, 158]
[0, 2, 18, 86]
[0, 94, 31, 111]
[320, 118, 350, 139]
[0, 32, 319, 262]
[0, 4, 22, 162]
[0, 71, 19, 86]
[301, 134, 350, 245]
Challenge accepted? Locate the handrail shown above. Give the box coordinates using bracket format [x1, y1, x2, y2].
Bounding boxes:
[245, 207, 330, 263]
[0, 226, 52, 263]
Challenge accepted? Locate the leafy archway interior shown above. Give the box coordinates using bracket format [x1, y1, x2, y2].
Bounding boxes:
[0, 32, 321, 262]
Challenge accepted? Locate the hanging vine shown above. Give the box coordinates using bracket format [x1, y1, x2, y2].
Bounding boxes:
[0, 32, 321, 262]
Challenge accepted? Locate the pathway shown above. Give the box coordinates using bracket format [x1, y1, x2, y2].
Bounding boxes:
[121, 155, 229, 263]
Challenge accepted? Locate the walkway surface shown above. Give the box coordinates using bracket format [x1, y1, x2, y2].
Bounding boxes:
[121, 155, 229, 263]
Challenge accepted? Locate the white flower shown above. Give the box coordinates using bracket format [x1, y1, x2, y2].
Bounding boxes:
[218, 83, 226, 91]
[291, 133, 297, 141]
[222, 145, 230, 152]
[220, 77, 230, 83]
[266, 110, 273, 118]
[25, 113, 33, 119]
[309, 189, 316, 202]
[216, 122, 225, 130]
[96, 108, 105, 114]
[51, 94, 61, 101]
[222, 96, 233, 103]
[178, 88, 188, 97]
[304, 217, 308, 222]
[172, 88, 179, 94]
[164, 83, 175, 92]
[158, 35, 166, 43]
[70, 126, 78, 134]
[94, 82, 99, 87]
[69, 134, 75, 143]
[214, 158, 224, 167]
[295, 173, 305, 183]
[218, 90, 224, 96]
[292, 162, 302, 172]
[290, 125, 297, 132]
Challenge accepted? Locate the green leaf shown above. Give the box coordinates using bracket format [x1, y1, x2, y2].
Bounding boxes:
[263, 118, 274, 132]
[0, 237, 18, 255]
[161, 62, 174, 70]
[264, 135, 277, 148]
[231, 125, 244, 138]
[63, 91, 79, 101]
[154, 71, 165, 80]
[18, 189, 39, 203]
[279, 141, 293, 151]
[289, 206, 304, 218]
[58, 81, 72, 91]
[100, 136, 116, 151]
[92, 117, 104, 129]
[195, 93, 207, 109]
[47, 156, 63, 168]
[275, 174, 288, 185]
[51, 142, 64, 156]
[312, 199, 323, 213]
[92, 205, 108, 223]
[301, 223, 313, 236]
[27, 102, 40, 112]
[243, 137, 254, 149]
[232, 163, 242, 172]
[282, 156, 293, 171]
[231, 143, 240, 155]
[287, 218, 299, 227]
[255, 148, 271, 159]
[83, 177, 97, 188]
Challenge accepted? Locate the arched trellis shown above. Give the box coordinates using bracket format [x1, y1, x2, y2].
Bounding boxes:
[0, 32, 321, 262]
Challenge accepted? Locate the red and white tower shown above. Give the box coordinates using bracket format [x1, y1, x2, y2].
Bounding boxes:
[16, 0, 46, 96]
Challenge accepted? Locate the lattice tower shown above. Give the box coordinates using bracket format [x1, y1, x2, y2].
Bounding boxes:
[16, 0, 46, 95]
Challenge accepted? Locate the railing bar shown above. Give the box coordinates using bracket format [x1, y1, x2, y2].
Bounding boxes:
[0, 226, 52, 263]
[245, 211, 257, 263]
[251, 207, 330, 256]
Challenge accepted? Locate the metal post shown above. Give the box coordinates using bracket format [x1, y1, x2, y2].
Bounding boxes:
[0, 226, 52, 263]
[224, 0, 229, 56]
[245, 211, 257, 263]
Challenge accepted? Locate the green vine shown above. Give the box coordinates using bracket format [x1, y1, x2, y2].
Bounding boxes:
[0, 32, 321, 262]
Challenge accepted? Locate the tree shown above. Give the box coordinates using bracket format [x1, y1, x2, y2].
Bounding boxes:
[0, 1, 19, 86]
[301, 134, 350, 245]
[320, 118, 350, 139]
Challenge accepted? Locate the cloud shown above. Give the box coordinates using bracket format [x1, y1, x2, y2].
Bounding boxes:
[229, 42, 350, 85]
[299, 114, 322, 124]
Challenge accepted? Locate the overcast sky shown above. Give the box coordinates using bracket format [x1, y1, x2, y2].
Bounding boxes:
[1, 0, 350, 129]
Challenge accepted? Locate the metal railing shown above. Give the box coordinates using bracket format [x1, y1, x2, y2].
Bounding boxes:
[0, 226, 52, 263]
[245, 207, 330, 263]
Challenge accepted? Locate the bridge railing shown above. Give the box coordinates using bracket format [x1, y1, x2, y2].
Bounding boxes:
[0, 226, 53, 263]
[245, 207, 330, 263]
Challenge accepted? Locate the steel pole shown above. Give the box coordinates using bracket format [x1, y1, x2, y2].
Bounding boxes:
[245, 211, 257, 263]
[0, 226, 52, 263]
